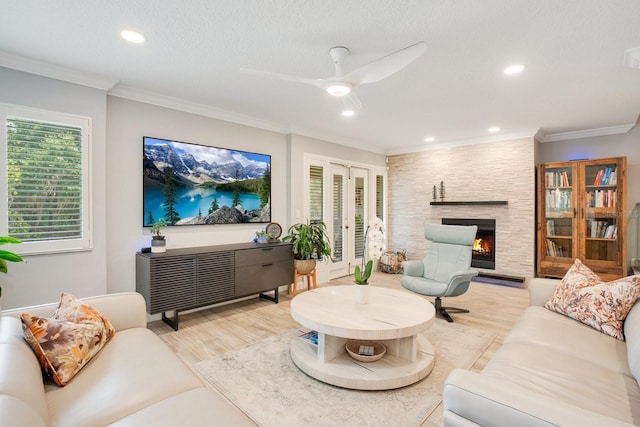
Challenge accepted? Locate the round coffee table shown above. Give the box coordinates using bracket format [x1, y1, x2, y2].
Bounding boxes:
[289, 285, 435, 390]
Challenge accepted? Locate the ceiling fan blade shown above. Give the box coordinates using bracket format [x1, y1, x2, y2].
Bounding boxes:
[240, 68, 325, 89]
[342, 41, 426, 85]
[343, 91, 364, 111]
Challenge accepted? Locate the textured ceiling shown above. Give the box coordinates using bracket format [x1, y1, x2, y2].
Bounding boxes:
[1, 1, 639, 154]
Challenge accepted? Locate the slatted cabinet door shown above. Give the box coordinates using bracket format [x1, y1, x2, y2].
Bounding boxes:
[147, 255, 197, 314]
[196, 251, 235, 306]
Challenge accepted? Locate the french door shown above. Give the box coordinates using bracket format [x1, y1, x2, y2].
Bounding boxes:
[328, 165, 369, 279]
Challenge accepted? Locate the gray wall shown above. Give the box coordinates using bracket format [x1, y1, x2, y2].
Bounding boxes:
[0, 67, 108, 308]
[106, 96, 288, 295]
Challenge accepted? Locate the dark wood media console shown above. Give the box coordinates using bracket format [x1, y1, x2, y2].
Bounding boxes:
[136, 241, 294, 330]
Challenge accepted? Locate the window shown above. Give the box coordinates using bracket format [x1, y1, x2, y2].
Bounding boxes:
[1, 104, 91, 254]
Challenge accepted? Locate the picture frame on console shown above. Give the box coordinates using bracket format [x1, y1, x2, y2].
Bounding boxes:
[143, 136, 271, 227]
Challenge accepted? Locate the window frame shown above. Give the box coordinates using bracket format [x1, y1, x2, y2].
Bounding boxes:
[0, 103, 92, 255]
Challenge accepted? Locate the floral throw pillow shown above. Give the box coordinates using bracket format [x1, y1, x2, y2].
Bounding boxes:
[20, 293, 115, 386]
[544, 259, 640, 340]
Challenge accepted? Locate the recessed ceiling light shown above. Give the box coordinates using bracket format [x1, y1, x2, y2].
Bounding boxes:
[488, 127, 501, 133]
[341, 109, 355, 117]
[503, 64, 524, 75]
[424, 137, 435, 143]
[121, 29, 146, 44]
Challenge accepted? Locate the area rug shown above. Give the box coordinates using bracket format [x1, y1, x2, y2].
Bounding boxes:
[194, 321, 496, 427]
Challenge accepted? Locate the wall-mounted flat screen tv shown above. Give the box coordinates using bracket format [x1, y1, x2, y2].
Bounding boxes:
[143, 136, 271, 226]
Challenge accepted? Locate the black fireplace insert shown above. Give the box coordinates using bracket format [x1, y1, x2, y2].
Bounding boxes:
[441, 218, 496, 270]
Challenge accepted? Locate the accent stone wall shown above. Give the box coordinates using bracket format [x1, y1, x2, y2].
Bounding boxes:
[388, 137, 536, 280]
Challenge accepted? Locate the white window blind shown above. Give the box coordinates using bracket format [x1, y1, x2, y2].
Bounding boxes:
[309, 165, 324, 224]
[376, 174, 385, 221]
[332, 173, 344, 262]
[2, 105, 91, 254]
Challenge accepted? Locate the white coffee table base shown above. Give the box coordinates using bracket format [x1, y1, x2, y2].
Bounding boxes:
[290, 333, 434, 390]
[289, 286, 436, 390]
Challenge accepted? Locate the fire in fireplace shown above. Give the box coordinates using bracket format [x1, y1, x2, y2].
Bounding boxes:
[441, 218, 496, 270]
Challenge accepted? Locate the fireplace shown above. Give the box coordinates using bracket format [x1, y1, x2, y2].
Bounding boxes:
[441, 218, 496, 270]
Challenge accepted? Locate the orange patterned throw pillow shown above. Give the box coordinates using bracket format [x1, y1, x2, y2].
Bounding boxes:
[544, 259, 640, 340]
[20, 293, 115, 386]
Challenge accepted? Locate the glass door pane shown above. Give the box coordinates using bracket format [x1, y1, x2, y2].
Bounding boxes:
[354, 175, 366, 260]
[543, 166, 573, 259]
[332, 173, 344, 263]
[309, 165, 324, 224]
[348, 167, 368, 271]
[583, 161, 619, 262]
[329, 164, 349, 278]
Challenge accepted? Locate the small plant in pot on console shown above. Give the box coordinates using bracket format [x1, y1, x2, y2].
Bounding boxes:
[282, 221, 332, 274]
[150, 219, 168, 253]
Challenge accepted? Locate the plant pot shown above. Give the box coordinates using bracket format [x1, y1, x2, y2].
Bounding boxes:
[151, 236, 166, 253]
[354, 283, 370, 304]
[294, 259, 316, 275]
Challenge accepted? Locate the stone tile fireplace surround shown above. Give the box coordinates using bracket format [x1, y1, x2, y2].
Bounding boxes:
[387, 137, 536, 281]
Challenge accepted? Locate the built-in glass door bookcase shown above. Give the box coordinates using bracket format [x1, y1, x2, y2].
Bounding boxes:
[537, 157, 627, 281]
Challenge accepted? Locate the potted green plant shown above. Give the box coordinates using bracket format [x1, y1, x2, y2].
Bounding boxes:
[354, 259, 373, 285]
[282, 221, 332, 274]
[150, 219, 168, 253]
[254, 230, 276, 244]
[0, 236, 24, 300]
[354, 259, 373, 304]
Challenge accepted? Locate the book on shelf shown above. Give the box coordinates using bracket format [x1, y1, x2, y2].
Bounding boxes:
[545, 188, 571, 212]
[545, 239, 564, 257]
[298, 330, 318, 345]
[593, 167, 617, 186]
[586, 189, 616, 208]
[545, 171, 570, 187]
[586, 220, 617, 239]
[546, 220, 555, 236]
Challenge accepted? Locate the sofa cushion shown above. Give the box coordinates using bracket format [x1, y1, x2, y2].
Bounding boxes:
[544, 259, 640, 340]
[625, 301, 640, 382]
[0, 316, 49, 422]
[505, 306, 632, 377]
[0, 395, 46, 427]
[20, 293, 115, 386]
[44, 327, 205, 427]
[107, 387, 256, 427]
[483, 341, 640, 424]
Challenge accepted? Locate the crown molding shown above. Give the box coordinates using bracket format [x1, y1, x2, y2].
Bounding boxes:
[108, 84, 289, 134]
[288, 125, 387, 154]
[537, 124, 634, 143]
[0, 51, 119, 91]
[386, 129, 540, 155]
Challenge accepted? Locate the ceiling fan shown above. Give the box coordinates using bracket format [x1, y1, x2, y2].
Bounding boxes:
[240, 41, 426, 112]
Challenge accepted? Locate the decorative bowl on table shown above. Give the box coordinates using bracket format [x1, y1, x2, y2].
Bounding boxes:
[345, 340, 386, 362]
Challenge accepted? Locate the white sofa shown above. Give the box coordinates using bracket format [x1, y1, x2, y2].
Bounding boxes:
[0, 292, 255, 427]
[443, 277, 640, 426]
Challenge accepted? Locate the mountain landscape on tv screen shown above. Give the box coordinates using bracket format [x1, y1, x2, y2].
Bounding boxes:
[143, 138, 271, 226]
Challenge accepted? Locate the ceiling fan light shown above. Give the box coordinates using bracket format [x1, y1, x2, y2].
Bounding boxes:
[326, 83, 352, 97]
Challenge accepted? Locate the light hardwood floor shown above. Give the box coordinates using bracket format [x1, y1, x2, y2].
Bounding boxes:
[148, 272, 529, 425]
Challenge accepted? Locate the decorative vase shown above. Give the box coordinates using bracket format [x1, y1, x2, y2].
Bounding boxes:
[294, 259, 316, 275]
[354, 283, 370, 304]
[151, 236, 166, 253]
